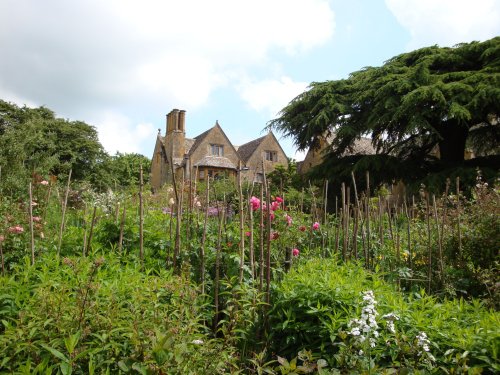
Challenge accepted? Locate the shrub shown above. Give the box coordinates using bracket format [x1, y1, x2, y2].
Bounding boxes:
[0, 254, 239, 374]
[268, 258, 500, 373]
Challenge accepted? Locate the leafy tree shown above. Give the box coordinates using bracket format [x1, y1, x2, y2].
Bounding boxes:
[0, 100, 108, 192]
[267, 158, 303, 194]
[102, 152, 151, 190]
[0, 100, 153, 194]
[268, 37, 500, 190]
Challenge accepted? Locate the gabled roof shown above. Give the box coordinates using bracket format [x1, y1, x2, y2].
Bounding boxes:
[237, 135, 266, 163]
[187, 121, 242, 164]
[237, 131, 288, 163]
[187, 128, 212, 157]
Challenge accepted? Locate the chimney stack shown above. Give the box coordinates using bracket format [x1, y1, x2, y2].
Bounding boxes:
[178, 110, 186, 132]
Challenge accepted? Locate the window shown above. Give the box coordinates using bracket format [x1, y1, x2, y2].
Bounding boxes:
[265, 150, 278, 162]
[211, 144, 224, 156]
[198, 170, 205, 179]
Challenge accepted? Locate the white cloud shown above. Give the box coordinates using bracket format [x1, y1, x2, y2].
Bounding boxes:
[92, 111, 156, 155]
[237, 76, 309, 117]
[385, 0, 500, 49]
[0, 0, 335, 155]
[0, 0, 334, 111]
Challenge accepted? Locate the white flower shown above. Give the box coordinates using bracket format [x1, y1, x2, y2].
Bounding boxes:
[191, 339, 204, 345]
[416, 331, 431, 354]
[348, 290, 380, 348]
[383, 313, 399, 334]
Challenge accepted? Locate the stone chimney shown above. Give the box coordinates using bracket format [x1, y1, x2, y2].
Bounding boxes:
[178, 110, 186, 131]
[164, 108, 186, 162]
[166, 109, 180, 134]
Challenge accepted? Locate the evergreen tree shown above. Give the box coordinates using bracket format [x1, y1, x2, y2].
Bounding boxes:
[268, 37, 500, 190]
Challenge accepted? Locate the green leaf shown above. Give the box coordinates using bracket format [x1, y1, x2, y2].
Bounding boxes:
[153, 349, 169, 366]
[40, 343, 69, 362]
[131, 363, 147, 375]
[64, 331, 81, 355]
[60, 362, 72, 375]
[117, 360, 129, 372]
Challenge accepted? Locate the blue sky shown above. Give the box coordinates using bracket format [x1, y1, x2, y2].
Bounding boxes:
[1, 0, 499, 161]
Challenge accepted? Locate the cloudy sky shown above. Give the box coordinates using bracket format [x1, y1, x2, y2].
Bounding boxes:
[1, 0, 499, 160]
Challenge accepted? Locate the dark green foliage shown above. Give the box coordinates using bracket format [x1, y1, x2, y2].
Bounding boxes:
[101, 152, 151, 190]
[268, 37, 500, 190]
[0, 100, 152, 194]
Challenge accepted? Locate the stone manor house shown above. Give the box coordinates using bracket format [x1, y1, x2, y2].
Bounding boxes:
[151, 109, 288, 191]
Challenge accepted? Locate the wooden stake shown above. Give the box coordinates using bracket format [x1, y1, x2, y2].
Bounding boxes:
[200, 177, 210, 295]
[456, 177, 462, 258]
[213, 191, 226, 332]
[118, 203, 126, 254]
[85, 206, 97, 256]
[238, 161, 245, 283]
[57, 169, 72, 257]
[28, 182, 35, 265]
[139, 165, 144, 264]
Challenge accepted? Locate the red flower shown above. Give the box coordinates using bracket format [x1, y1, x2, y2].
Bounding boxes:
[292, 248, 300, 257]
[270, 201, 280, 211]
[270, 231, 280, 240]
[312, 222, 320, 231]
[245, 231, 251, 237]
[275, 196, 284, 203]
[8, 225, 24, 234]
[299, 225, 307, 232]
[250, 196, 261, 211]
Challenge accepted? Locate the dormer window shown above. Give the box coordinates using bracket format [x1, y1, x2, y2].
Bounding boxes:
[211, 144, 224, 156]
[265, 150, 278, 162]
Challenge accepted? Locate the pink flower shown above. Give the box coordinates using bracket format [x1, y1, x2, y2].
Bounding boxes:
[250, 196, 260, 211]
[269, 212, 275, 221]
[32, 216, 42, 223]
[275, 196, 284, 203]
[299, 225, 307, 232]
[312, 222, 320, 231]
[285, 214, 293, 226]
[292, 248, 300, 257]
[40, 180, 49, 186]
[8, 225, 24, 234]
[270, 201, 280, 211]
[245, 231, 251, 237]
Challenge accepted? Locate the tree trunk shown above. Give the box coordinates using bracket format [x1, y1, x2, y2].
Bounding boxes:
[437, 121, 468, 163]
